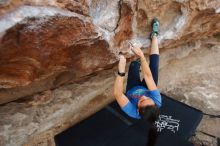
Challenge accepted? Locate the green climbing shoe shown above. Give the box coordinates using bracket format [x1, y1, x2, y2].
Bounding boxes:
[150, 18, 160, 38]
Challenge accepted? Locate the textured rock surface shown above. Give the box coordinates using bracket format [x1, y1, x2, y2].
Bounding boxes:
[0, 0, 220, 104]
[159, 38, 220, 115]
[0, 69, 115, 146]
[1, 39, 220, 146]
[0, 0, 220, 145]
[0, 6, 116, 104]
[159, 38, 220, 146]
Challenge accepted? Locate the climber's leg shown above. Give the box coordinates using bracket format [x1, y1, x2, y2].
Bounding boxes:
[150, 35, 159, 55]
[126, 60, 142, 92]
[149, 54, 159, 85]
[142, 18, 160, 87]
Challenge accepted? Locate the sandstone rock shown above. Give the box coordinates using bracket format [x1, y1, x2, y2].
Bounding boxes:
[89, 0, 120, 32]
[113, 1, 134, 47]
[0, 0, 220, 145]
[159, 38, 220, 115]
[0, 0, 10, 6]
[0, 0, 220, 105]
[0, 70, 115, 146]
[0, 7, 116, 104]
[197, 115, 220, 138]
[0, 0, 89, 16]
[159, 38, 220, 146]
[134, 0, 220, 48]
[192, 132, 218, 146]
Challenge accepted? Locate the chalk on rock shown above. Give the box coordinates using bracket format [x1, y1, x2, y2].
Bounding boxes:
[129, 39, 143, 49]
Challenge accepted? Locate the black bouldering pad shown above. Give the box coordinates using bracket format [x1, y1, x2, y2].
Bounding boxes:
[55, 94, 203, 146]
[159, 94, 203, 140]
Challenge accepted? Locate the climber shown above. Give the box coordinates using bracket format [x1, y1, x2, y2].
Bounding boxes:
[113, 18, 161, 145]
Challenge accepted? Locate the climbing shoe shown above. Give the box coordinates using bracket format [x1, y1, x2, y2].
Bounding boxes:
[150, 18, 160, 38]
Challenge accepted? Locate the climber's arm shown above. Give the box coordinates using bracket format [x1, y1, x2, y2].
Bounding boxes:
[114, 76, 129, 107]
[113, 54, 129, 108]
[131, 47, 157, 91]
[140, 55, 157, 90]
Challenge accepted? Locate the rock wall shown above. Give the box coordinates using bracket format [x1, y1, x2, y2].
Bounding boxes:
[0, 0, 220, 146]
[159, 38, 220, 146]
[0, 0, 219, 104]
[0, 69, 115, 146]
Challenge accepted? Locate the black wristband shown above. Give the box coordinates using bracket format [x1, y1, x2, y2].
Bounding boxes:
[118, 71, 125, 77]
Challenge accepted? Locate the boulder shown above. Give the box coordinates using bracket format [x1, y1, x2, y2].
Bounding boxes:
[0, 0, 220, 145]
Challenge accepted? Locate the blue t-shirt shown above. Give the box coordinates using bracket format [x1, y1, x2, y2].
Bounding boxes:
[122, 86, 162, 119]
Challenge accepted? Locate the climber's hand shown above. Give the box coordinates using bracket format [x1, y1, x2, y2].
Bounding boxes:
[118, 53, 126, 73]
[131, 46, 144, 58]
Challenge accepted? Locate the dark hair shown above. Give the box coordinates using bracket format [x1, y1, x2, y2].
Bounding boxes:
[139, 105, 160, 146]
